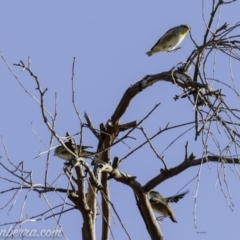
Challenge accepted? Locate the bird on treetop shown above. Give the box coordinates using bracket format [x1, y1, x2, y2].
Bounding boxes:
[146, 24, 190, 56]
[148, 190, 189, 223]
[54, 143, 93, 161]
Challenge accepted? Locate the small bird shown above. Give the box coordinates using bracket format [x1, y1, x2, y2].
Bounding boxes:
[149, 190, 189, 223]
[54, 142, 93, 161]
[146, 24, 190, 56]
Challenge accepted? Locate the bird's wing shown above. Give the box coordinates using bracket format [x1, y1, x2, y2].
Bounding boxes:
[166, 190, 189, 203]
[63, 142, 76, 152]
[149, 191, 166, 205]
[150, 37, 163, 51]
[82, 145, 93, 149]
[149, 197, 165, 206]
[150, 27, 176, 51]
[164, 26, 176, 35]
[64, 143, 93, 155]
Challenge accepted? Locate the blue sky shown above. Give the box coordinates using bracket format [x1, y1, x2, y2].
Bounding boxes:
[1, 1, 240, 239]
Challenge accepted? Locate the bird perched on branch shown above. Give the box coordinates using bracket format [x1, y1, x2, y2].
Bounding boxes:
[54, 142, 93, 161]
[146, 24, 190, 56]
[149, 190, 189, 223]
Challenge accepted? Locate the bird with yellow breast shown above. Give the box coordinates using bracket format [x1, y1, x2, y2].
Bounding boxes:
[146, 24, 190, 56]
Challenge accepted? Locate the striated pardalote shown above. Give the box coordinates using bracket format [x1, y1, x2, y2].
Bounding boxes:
[146, 24, 190, 56]
[149, 190, 189, 223]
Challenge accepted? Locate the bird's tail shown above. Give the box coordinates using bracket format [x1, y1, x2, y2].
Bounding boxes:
[82, 151, 95, 157]
[146, 51, 152, 56]
[79, 145, 94, 157]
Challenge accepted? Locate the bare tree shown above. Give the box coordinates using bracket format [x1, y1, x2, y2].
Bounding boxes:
[1, 0, 240, 239]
